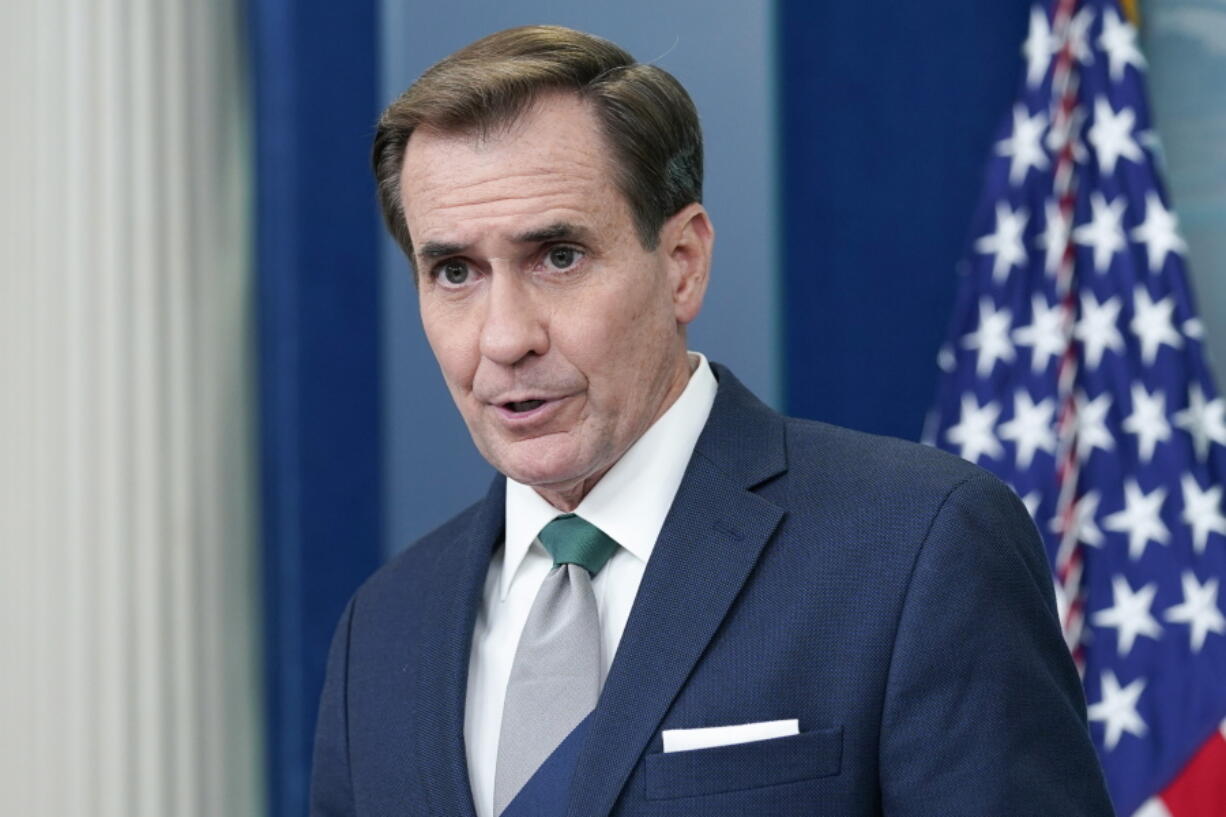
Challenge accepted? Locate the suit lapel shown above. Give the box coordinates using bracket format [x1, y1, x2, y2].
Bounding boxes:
[566, 366, 788, 817]
[414, 476, 505, 817]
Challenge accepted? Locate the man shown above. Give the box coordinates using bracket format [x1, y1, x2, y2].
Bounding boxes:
[312, 25, 1114, 817]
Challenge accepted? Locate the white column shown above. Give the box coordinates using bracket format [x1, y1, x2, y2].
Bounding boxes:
[0, 0, 263, 814]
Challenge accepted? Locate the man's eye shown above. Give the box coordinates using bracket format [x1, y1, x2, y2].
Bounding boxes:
[439, 259, 470, 285]
[545, 246, 581, 270]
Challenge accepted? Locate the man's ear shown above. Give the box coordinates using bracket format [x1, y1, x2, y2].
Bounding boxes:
[660, 203, 714, 326]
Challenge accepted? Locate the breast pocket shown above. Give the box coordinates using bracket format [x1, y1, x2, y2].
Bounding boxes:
[643, 726, 843, 800]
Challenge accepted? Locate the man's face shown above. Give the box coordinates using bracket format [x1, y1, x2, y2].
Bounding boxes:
[400, 92, 711, 509]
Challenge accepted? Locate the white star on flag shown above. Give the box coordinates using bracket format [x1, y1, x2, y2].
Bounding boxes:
[975, 202, 1029, 283]
[1130, 191, 1187, 274]
[1038, 199, 1071, 276]
[936, 344, 956, 373]
[1098, 7, 1147, 82]
[961, 298, 1016, 377]
[996, 105, 1050, 185]
[1092, 575, 1163, 657]
[1180, 474, 1226, 555]
[1066, 6, 1097, 66]
[1122, 383, 1171, 463]
[1021, 490, 1041, 520]
[1075, 292, 1124, 368]
[1130, 286, 1183, 365]
[1174, 384, 1226, 461]
[1022, 5, 1056, 88]
[1139, 128, 1167, 170]
[1163, 572, 1226, 653]
[1053, 489, 1104, 547]
[945, 394, 1003, 464]
[1088, 670, 1148, 751]
[1103, 480, 1170, 561]
[998, 390, 1057, 468]
[1074, 192, 1127, 274]
[1075, 390, 1116, 463]
[1088, 97, 1143, 175]
[1012, 294, 1066, 373]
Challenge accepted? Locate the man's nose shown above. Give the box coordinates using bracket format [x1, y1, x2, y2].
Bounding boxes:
[478, 272, 548, 365]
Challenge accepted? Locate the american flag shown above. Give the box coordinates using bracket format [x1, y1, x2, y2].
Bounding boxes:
[927, 0, 1226, 813]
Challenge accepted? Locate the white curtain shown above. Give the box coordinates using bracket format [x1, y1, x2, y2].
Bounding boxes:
[0, 0, 264, 814]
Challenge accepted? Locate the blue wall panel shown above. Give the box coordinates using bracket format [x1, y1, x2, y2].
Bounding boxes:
[780, 0, 1031, 440]
[251, 1, 383, 814]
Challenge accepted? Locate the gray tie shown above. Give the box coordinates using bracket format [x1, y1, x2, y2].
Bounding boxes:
[493, 514, 619, 815]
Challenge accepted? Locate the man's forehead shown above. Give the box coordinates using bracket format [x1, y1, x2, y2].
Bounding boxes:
[400, 161, 607, 231]
[398, 94, 628, 249]
[405, 91, 603, 159]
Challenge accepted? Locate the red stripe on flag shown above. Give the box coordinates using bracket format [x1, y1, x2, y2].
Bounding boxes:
[1160, 727, 1226, 817]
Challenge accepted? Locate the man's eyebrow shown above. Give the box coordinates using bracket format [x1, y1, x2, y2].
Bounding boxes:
[417, 240, 468, 260]
[415, 223, 593, 262]
[513, 223, 593, 244]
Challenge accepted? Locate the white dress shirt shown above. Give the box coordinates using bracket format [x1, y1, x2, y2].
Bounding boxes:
[463, 353, 718, 817]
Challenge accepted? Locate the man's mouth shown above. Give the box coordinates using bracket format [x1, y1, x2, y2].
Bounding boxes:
[504, 399, 547, 413]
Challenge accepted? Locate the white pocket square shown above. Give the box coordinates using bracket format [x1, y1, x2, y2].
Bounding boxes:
[661, 718, 800, 753]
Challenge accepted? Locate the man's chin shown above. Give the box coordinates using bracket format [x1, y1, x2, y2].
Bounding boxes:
[501, 462, 589, 494]
[484, 438, 588, 488]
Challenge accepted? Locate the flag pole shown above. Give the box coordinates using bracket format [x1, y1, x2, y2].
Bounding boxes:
[1047, 0, 1088, 666]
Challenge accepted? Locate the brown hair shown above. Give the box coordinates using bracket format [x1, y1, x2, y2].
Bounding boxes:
[372, 25, 703, 260]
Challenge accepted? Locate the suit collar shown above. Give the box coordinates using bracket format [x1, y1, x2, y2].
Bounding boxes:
[566, 364, 788, 817]
[414, 476, 505, 817]
[693, 362, 788, 490]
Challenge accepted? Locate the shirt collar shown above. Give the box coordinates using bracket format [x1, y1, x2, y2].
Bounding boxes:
[501, 352, 718, 600]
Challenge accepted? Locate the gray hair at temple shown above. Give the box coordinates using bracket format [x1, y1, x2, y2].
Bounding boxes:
[371, 25, 704, 263]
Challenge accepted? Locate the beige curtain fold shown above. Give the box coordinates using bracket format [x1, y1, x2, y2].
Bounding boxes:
[0, 0, 263, 814]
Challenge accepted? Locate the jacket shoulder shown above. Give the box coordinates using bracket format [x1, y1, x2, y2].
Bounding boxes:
[772, 415, 1038, 575]
[782, 415, 994, 499]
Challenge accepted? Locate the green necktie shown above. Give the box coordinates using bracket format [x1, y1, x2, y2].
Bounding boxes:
[537, 513, 619, 574]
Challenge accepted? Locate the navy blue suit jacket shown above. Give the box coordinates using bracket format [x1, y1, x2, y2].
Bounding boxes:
[311, 365, 1114, 816]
